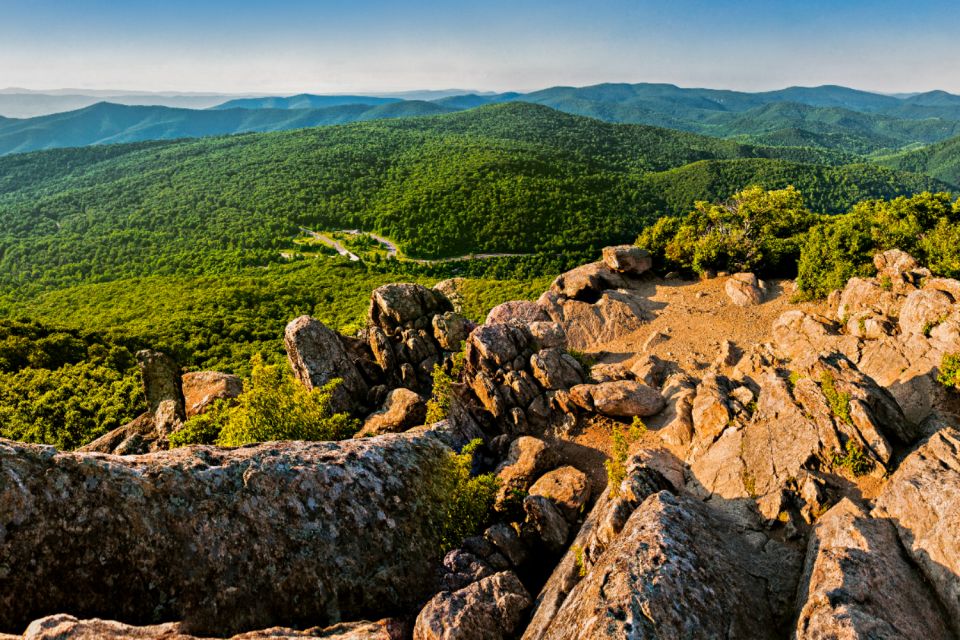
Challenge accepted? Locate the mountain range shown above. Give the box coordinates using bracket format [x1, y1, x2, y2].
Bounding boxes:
[4, 83, 960, 162]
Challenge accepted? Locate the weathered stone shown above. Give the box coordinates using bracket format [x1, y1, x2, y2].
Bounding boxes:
[483, 524, 528, 567]
[17, 615, 404, 639]
[469, 371, 506, 419]
[526, 322, 566, 349]
[529, 349, 583, 390]
[601, 245, 652, 275]
[0, 434, 452, 636]
[522, 495, 570, 553]
[691, 373, 730, 445]
[642, 330, 669, 351]
[898, 289, 953, 336]
[433, 278, 466, 314]
[413, 572, 531, 640]
[874, 426, 960, 626]
[181, 371, 242, 418]
[795, 499, 953, 640]
[466, 324, 529, 369]
[657, 373, 696, 447]
[588, 363, 633, 383]
[772, 310, 861, 364]
[533, 492, 799, 639]
[432, 312, 471, 351]
[549, 262, 625, 301]
[369, 283, 452, 330]
[355, 388, 427, 437]
[874, 249, 926, 283]
[494, 436, 559, 509]
[439, 549, 495, 593]
[368, 326, 399, 379]
[538, 290, 648, 350]
[584, 380, 664, 418]
[485, 300, 549, 325]
[284, 316, 368, 414]
[725, 272, 763, 307]
[528, 465, 590, 521]
[136, 349, 185, 436]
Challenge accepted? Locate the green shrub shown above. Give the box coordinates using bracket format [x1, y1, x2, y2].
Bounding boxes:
[173, 354, 359, 448]
[425, 352, 465, 424]
[937, 353, 960, 389]
[605, 419, 646, 497]
[428, 439, 500, 552]
[168, 400, 231, 448]
[819, 371, 852, 426]
[637, 186, 815, 276]
[832, 440, 873, 477]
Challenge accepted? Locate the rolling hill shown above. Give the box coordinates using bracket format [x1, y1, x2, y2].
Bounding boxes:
[0, 101, 455, 156]
[212, 94, 401, 110]
[0, 102, 947, 294]
[880, 133, 960, 187]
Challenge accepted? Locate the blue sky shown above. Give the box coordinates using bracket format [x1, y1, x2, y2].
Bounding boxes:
[1, 0, 958, 93]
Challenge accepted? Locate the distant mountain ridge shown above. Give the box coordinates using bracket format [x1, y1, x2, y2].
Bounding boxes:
[0, 101, 454, 155]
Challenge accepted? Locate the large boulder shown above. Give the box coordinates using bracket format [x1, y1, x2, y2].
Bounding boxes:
[572, 380, 664, 418]
[432, 312, 471, 351]
[874, 427, 960, 626]
[601, 245, 651, 275]
[181, 371, 243, 418]
[485, 300, 549, 326]
[794, 499, 954, 639]
[528, 466, 590, 521]
[538, 290, 648, 350]
[724, 273, 763, 307]
[369, 283, 452, 332]
[17, 615, 404, 639]
[355, 388, 427, 437]
[413, 572, 531, 640]
[284, 316, 368, 414]
[494, 436, 559, 509]
[549, 263, 625, 301]
[529, 349, 583, 390]
[898, 289, 954, 336]
[136, 349, 186, 436]
[0, 434, 452, 636]
[532, 492, 798, 639]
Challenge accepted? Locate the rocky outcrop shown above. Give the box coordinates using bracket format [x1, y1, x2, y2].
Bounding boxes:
[568, 380, 664, 418]
[355, 388, 427, 437]
[601, 245, 652, 275]
[284, 316, 368, 413]
[537, 289, 648, 350]
[874, 426, 960, 627]
[0, 434, 452, 636]
[486, 301, 549, 325]
[724, 272, 764, 306]
[78, 350, 188, 455]
[528, 466, 590, 521]
[794, 499, 953, 639]
[16, 615, 405, 639]
[532, 492, 799, 639]
[181, 371, 243, 418]
[494, 436, 559, 508]
[413, 572, 531, 640]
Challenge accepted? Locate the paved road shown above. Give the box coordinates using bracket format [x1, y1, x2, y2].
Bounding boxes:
[296, 228, 531, 264]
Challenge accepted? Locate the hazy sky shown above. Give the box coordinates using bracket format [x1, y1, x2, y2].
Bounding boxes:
[1, 0, 958, 94]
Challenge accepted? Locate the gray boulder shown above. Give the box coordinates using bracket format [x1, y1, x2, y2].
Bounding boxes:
[601, 245, 652, 275]
[355, 388, 427, 437]
[413, 572, 531, 640]
[284, 316, 368, 413]
[0, 434, 451, 636]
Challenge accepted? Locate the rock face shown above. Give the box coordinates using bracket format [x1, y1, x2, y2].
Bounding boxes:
[413, 572, 531, 640]
[724, 272, 764, 307]
[601, 245, 652, 275]
[16, 615, 404, 640]
[284, 316, 368, 413]
[356, 388, 428, 437]
[486, 301, 549, 326]
[0, 434, 452, 636]
[572, 380, 664, 418]
[181, 371, 243, 418]
[874, 427, 960, 627]
[533, 492, 798, 639]
[794, 499, 953, 640]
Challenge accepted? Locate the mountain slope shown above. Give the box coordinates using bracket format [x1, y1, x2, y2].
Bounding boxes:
[0, 103, 945, 294]
[0, 101, 455, 155]
[880, 134, 960, 187]
[212, 94, 401, 110]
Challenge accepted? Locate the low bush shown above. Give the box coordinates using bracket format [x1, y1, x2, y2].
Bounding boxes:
[428, 439, 500, 552]
[605, 418, 646, 497]
[937, 353, 960, 390]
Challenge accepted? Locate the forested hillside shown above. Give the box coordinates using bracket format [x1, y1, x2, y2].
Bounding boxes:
[881, 133, 960, 187]
[0, 102, 944, 295]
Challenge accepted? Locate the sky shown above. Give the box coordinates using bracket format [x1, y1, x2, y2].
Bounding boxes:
[1, 0, 958, 95]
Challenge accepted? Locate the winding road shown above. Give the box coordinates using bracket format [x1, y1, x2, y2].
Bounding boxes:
[295, 228, 531, 264]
